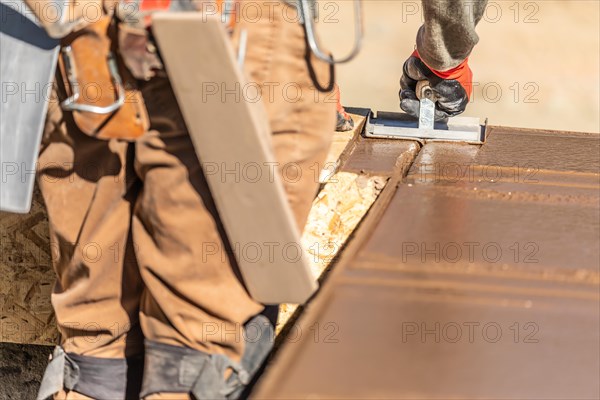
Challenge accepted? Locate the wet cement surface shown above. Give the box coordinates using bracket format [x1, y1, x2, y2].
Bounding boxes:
[254, 126, 600, 399]
[475, 127, 600, 174]
[257, 283, 598, 400]
[342, 138, 418, 175]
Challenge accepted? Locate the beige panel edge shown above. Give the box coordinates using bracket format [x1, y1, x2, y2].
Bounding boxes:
[152, 13, 317, 304]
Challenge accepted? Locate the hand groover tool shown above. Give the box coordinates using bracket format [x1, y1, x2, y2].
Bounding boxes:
[365, 81, 487, 145]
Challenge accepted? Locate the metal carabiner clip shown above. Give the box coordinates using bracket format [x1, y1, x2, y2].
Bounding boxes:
[299, 0, 363, 64]
[60, 45, 126, 114]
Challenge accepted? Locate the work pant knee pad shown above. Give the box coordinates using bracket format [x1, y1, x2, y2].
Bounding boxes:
[37, 347, 144, 400]
[141, 315, 275, 400]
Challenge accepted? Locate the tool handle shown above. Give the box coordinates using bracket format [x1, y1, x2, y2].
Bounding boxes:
[416, 80, 436, 102]
[416, 80, 436, 129]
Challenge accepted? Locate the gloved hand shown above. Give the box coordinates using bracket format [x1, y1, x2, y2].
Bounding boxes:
[399, 50, 473, 121]
[334, 84, 354, 132]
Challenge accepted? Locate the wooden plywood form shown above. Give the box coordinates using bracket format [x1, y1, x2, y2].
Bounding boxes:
[0, 186, 58, 345]
[318, 113, 366, 183]
[278, 113, 387, 329]
[278, 172, 387, 328]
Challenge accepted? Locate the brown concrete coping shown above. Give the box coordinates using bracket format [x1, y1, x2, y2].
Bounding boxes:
[253, 126, 600, 399]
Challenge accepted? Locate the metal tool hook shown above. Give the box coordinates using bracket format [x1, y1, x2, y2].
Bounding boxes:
[300, 0, 363, 64]
[60, 46, 125, 114]
[237, 29, 248, 68]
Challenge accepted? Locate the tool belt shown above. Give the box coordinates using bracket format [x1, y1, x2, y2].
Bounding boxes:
[54, 1, 225, 142]
[54, 0, 360, 142]
[57, 15, 153, 141]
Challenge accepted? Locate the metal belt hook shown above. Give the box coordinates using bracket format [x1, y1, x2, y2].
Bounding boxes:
[300, 0, 363, 64]
[60, 46, 126, 114]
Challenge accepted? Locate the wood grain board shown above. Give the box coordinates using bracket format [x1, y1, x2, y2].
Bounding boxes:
[152, 13, 317, 304]
[277, 113, 387, 329]
[0, 187, 58, 345]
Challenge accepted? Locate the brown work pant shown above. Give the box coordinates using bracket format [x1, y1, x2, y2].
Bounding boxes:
[37, 0, 335, 371]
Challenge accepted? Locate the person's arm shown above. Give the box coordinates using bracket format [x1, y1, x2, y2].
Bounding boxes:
[399, 1, 488, 120]
[417, 0, 488, 71]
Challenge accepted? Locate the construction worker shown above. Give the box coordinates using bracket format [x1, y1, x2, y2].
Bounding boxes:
[23, 0, 487, 399]
[30, 1, 334, 399]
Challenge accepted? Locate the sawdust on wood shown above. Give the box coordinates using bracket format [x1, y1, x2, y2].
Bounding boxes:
[0, 186, 58, 345]
[277, 113, 386, 331]
[277, 172, 387, 332]
[319, 114, 366, 183]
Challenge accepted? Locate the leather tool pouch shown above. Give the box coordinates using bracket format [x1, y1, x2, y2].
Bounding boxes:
[57, 16, 149, 141]
[117, 21, 165, 81]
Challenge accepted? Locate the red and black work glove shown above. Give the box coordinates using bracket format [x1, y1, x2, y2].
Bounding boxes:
[399, 50, 473, 122]
[334, 84, 354, 132]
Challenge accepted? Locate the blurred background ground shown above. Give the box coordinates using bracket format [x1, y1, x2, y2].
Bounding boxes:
[318, 0, 600, 133]
[0, 343, 50, 400]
